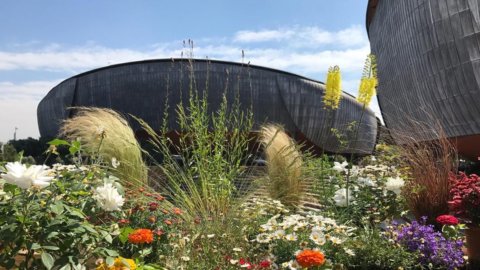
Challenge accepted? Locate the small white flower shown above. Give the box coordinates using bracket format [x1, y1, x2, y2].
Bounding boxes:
[93, 183, 124, 211]
[344, 248, 355, 256]
[332, 161, 348, 172]
[207, 234, 215, 238]
[287, 260, 301, 270]
[273, 229, 286, 239]
[230, 259, 239, 265]
[1, 162, 53, 189]
[256, 233, 272, 243]
[285, 233, 298, 241]
[233, 247, 242, 252]
[181, 256, 190, 262]
[111, 157, 120, 169]
[385, 176, 404, 195]
[333, 188, 354, 207]
[310, 230, 326, 245]
[329, 236, 343, 245]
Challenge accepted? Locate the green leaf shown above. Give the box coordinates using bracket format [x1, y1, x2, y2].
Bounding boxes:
[42, 245, 60, 250]
[59, 264, 71, 270]
[104, 233, 113, 244]
[48, 139, 70, 146]
[47, 231, 60, 239]
[30, 243, 41, 250]
[119, 227, 134, 244]
[50, 202, 64, 215]
[106, 256, 115, 266]
[105, 249, 119, 257]
[69, 140, 81, 155]
[41, 252, 55, 270]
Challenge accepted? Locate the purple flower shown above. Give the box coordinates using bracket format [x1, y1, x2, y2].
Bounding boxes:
[390, 217, 464, 270]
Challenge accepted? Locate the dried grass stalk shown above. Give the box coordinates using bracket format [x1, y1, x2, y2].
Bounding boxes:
[259, 124, 303, 208]
[396, 121, 458, 224]
[60, 107, 148, 185]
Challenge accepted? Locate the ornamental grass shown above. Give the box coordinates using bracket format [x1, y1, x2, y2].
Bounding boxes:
[60, 107, 148, 186]
[395, 120, 458, 225]
[259, 124, 304, 209]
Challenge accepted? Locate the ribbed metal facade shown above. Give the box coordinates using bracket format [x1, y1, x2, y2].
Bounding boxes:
[368, 0, 480, 159]
[37, 59, 377, 154]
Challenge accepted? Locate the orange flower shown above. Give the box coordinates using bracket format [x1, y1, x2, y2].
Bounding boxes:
[164, 219, 172, 225]
[173, 208, 182, 215]
[128, 229, 153, 244]
[296, 249, 326, 268]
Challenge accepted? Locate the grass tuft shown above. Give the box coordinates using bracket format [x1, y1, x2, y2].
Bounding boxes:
[259, 124, 304, 208]
[60, 107, 148, 185]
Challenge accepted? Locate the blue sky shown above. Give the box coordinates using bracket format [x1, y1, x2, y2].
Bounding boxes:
[0, 0, 375, 142]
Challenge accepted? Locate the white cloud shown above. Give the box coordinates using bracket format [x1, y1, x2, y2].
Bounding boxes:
[234, 29, 295, 42]
[0, 80, 60, 100]
[233, 25, 368, 48]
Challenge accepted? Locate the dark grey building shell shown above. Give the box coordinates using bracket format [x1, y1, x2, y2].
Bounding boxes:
[37, 59, 378, 154]
[367, 0, 480, 159]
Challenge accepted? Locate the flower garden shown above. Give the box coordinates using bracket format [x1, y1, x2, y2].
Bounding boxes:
[1, 58, 479, 270]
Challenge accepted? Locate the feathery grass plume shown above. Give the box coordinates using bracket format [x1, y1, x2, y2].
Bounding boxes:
[323, 66, 342, 110]
[395, 120, 458, 225]
[357, 54, 378, 107]
[60, 107, 148, 185]
[259, 124, 303, 208]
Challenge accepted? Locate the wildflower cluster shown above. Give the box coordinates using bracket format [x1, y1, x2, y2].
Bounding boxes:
[328, 160, 404, 224]
[254, 212, 354, 268]
[389, 217, 465, 269]
[448, 172, 480, 224]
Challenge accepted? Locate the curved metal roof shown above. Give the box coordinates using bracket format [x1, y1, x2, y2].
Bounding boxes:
[37, 58, 378, 154]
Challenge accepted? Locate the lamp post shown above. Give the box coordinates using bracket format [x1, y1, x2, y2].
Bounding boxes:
[14, 127, 17, 141]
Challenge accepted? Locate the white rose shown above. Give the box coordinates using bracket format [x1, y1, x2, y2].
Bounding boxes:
[1, 162, 53, 189]
[385, 176, 404, 195]
[93, 183, 124, 211]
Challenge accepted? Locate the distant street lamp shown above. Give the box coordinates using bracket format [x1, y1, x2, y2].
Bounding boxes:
[14, 127, 18, 141]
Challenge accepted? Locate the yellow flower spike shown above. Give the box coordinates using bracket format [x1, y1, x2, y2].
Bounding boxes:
[324, 66, 342, 110]
[357, 54, 378, 107]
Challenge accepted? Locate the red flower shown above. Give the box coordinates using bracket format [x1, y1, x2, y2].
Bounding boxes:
[258, 260, 271, 268]
[148, 202, 159, 211]
[118, 218, 130, 225]
[173, 208, 182, 215]
[128, 229, 154, 244]
[436, 215, 459, 225]
[296, 249, 326, 268]
[164, 219, 172, 225]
